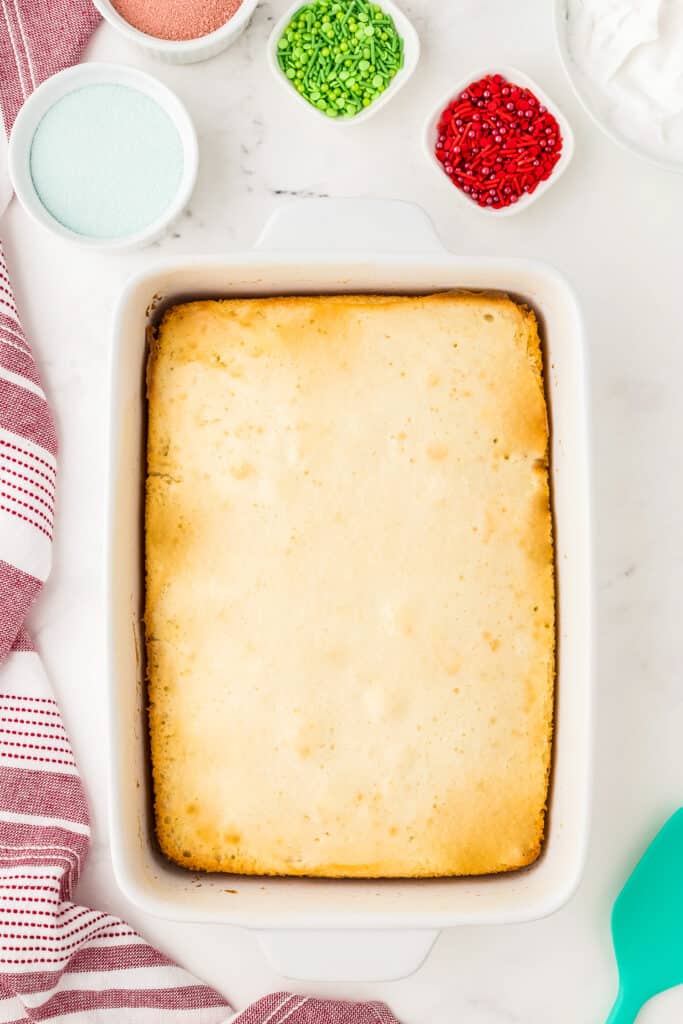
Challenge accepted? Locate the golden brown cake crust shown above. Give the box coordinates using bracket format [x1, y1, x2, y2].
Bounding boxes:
[145, 293, 555, 878]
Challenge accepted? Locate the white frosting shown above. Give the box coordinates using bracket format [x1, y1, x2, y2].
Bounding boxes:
[567, 0, 683, 161]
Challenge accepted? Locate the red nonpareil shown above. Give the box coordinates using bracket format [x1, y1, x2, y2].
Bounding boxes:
[434, 74, 563, 210]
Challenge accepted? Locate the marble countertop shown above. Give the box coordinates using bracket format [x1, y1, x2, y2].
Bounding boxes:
[3, 1, 683, 1020]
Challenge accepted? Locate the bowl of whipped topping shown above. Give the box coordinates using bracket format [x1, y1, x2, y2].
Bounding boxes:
[555, 0, 683, 171]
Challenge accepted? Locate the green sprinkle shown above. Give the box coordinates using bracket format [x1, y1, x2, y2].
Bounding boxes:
[276, 0, 403, 118]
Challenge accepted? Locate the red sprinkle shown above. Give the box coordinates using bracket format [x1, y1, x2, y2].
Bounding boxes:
[433, 74, 563, 211]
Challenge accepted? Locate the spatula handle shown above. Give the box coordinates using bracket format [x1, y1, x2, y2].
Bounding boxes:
[606, 989, 642, 1024]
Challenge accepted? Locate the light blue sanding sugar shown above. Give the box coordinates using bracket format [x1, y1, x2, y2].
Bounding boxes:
[30, 84, 184, 239]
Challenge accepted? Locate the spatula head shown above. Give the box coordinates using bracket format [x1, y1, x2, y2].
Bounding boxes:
[612, 809, 683, 1009]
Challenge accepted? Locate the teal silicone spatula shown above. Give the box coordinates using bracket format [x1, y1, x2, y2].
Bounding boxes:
[607, 808, 683, 1023]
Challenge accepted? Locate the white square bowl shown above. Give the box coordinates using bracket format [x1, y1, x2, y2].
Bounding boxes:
[106, 199, 592, 981]
[266, 0, 419, 124]
[423, 66, 575, 217]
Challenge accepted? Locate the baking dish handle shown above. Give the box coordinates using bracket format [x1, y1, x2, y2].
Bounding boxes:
[257, 927, 438, 982]
[255, 198, 445, 253]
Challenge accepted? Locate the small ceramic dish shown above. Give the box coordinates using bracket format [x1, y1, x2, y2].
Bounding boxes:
[91, 0, 259, 65]
[8, 63, 198, 251]
[267, 0, 419, 125]
[423, 66, 575, 217]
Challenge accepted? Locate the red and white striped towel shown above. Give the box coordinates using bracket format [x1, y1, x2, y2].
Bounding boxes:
[0, 3, 403, 1022]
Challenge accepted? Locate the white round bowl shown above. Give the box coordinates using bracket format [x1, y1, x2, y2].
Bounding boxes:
[8, 63, 198, 251]
[92, 0, 259, 64]
[554, 0, 683, 173]
[267, 0, 420, 125]
[423, 66, 575, 217]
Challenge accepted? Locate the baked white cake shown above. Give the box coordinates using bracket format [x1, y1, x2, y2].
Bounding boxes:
[145, 293, 555, 877]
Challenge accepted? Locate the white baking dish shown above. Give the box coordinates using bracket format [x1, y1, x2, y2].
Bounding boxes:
[106, 198, 592, 981]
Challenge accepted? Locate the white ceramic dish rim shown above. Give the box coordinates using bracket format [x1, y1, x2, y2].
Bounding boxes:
[8, 63, 198, 251]
[423, 65, 575, 218]
[553, 0, 683, 174]
[91, 0, 259, 61]
[266, 0, 420, 125]
[106, 198, 593, 978]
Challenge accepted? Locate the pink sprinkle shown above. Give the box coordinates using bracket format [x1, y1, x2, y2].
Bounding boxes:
[110, 0, 245, 42]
